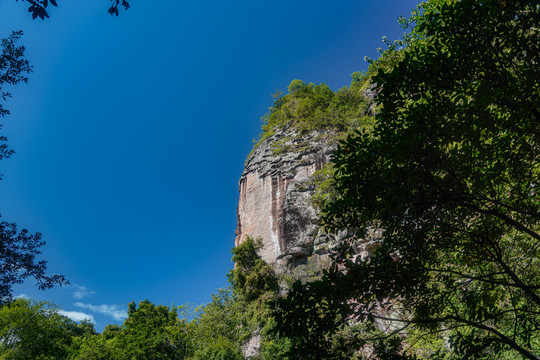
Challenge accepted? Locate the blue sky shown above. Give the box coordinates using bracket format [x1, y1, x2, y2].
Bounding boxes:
[0, 0, 420, 330]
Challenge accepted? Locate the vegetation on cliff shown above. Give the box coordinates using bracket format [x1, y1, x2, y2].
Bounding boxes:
[252, 73, 375, 157]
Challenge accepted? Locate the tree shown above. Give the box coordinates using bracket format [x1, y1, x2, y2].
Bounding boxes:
[187, 238, 291, 360]
[70, 239, 287, 359]
[0, 31, 67, 303]
[15, 0, 131, 19]
[115, 300, 189, 360]
[275, 0, 540, 358]
[192, 336, 244, 360]
[228, 236, 277, 301]
[0, 298, 90, 359]
[70, 335, 125, 360]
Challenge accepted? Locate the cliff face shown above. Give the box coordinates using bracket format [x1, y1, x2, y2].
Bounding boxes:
[235, 127, 336, 276]
[235, 80, 378, 358]
[234, 82, 377, 281]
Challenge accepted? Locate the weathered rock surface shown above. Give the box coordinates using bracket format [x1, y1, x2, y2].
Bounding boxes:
[235, 126, 336, 277]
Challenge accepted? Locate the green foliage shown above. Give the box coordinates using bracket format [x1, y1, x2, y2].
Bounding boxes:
[189, 288, 247, 357]
[228, 236, 278, 301]
[188, 286, 287, 360]
[23, 238, 285, 360]
[116, 300, 189, 360]
[0, 299, 87, 360]
[186, 238, 293, 360]
[276, 0, 540, 359]
[69, 334, 124, 360]
[192, 336, 244, 360]
[102, 324, 121, 339]
[310, 162, 337, 211]
[188, 235, 286, 359]
[252, 75, 374, 153]
[70, 300, 190, 360]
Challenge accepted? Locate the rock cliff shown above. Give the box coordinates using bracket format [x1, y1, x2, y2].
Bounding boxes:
[235, 126, 336, 278]
[234, 79, 377, 358]
[234, 79, 377, 281]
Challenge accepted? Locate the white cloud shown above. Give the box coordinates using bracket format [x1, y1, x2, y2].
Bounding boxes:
[71, 284, 96, 300]
[74, 302, 127, 321]
[59, 310, 95, 323]
[14, 293, 30, 299]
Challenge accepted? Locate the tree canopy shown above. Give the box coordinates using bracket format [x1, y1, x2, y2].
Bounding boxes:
[252, 75, 374, 155]
[275, 0, 540, 358]
[0, 31, 67, 303]
[0, 298, 94, 359]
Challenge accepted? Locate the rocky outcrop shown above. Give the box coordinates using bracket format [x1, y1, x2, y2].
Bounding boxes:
[234, 83, 380, 358]
[235, 126, 336, 276]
